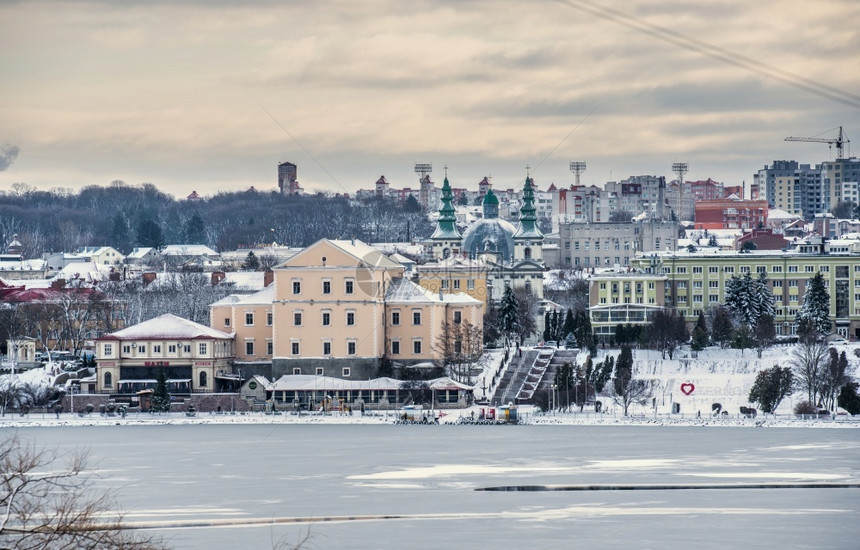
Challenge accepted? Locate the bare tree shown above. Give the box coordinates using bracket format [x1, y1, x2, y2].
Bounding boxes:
[790, 340, 830, 406]
[0, 436, 166, 549]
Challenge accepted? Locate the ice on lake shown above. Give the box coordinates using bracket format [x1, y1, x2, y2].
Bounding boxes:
[11, 424, 860, 549]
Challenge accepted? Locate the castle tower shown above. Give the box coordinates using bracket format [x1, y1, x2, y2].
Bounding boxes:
[513, 172, 544, 264]
[429, 171, 461, 259]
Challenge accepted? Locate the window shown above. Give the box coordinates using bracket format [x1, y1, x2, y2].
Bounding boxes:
[677, 281, 687, 289]
[267, 312, 273, 326]
[740, 266, 750, 273]
[773, 280, 783, 288]
[709, 295, 719, 303]
[693, 281, 703, 289]
[820, 265, 829, 273]
[342, 367, 351, 377]
[322, 311, 331, 326]
[347, 341, 356, 355]
[316, 367, 324, 376]
[291, 342, 300, 355]
[676, 267, 687, 274]
[245, 341, 254, 355]
[153, 344, 161, 354]
[693, 295, 703, 302]
[322, 280, 331, 294]
[708, 281, 719, 288]
[104, 344, 113, 356]
[138, 345, 146, 354]
[413, 340, 422, 354]
[789, 280, 798, 287]
[391, 340, 401, 354]
[391, 311, 400, 325]
[292, 280, 301, 294]
[293, 367, 302, 375]
[168, 345, 176, 353]
[693, 267, 703, 274]
[245, 312, 254, 326]
[467, 279, 475, 290]
[788, 265, 798, 273]
[224, 317, 230, 327]
[756, 266, 766, 273]
[122, 345, 131, 354]
[453, 311, 462, 324]
[709, 266, 719, 273]
[346, 311, 355, 326]
[199, 371, 207, 388]
[198, 343, 208, 355]
[413, 310, 421, 325]
[725, 266, 735, 274]
[804, 265, 814, 273]
[294, 312, 302, 326]
[104, 371, 112, 388]
[267, 341, 273, 355]
[441, 279, 449, 289]
[323, 342, 331, 355]
[453, 279, 461, 290]
[183, 344, 191, 354]
[648, 282, 655, 290]
[772, 265, 782, 273]
[345, 279, 354, 294]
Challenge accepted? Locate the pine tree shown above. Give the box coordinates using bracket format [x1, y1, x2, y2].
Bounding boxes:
[242, 251, 261, 271]
[150, 366, 171, 413]
[543, 312, 552, 341]
[711, 306, 734, 348]
[110, 213, 132, 254]
[691, 312, 709, 351]
[184, 212, 206, 244]
[499, 286, 519, 343]
[136, 218, 165, 249]
[796, 272, 831, 337]
[562, 308, 575, 342]
[748, 365, 793, 414]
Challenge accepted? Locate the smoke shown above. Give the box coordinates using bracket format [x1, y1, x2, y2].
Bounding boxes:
[0, 144, 20, 171]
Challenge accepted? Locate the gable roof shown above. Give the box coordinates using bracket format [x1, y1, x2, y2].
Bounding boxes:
[103, 313, 233, 340]
[281, 238, 402, 269]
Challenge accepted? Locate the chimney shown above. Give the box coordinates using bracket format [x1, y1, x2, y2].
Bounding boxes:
[142, 272, 157, 287]
[263, 269, 274, 287]
[211, 271, 226, 286]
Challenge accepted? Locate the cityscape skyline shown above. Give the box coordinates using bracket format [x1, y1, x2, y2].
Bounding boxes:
[1, 0, 857, 197]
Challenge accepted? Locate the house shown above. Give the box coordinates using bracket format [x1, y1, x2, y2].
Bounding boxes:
[95, 313, 235, 394]
[127, 247, 160, 266]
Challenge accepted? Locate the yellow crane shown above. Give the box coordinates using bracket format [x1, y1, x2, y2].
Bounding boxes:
[785, 126, 850, 159]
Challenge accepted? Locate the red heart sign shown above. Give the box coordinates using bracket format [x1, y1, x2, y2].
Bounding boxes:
[680, 383, 695, 396]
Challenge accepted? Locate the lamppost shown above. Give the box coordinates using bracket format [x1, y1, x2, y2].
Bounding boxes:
[551, 384, 557, 415]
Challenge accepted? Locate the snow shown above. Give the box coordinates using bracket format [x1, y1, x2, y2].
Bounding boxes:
[106, 313, 233, 340]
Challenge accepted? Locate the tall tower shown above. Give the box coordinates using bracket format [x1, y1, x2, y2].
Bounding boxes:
[278, 162, 297, 194]
[415, 163, 433, 211]
[429, 167, 461, 260]
[513, 168, 544, 264]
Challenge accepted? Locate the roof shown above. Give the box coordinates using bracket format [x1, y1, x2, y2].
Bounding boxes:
[270, 375, 402, 392]
[161, 244, 219, 257]
[127, 247, 155, 259]
[103, 313, 233, 340]
[385, 278, 481, 305]
[219, 271, 267, 291]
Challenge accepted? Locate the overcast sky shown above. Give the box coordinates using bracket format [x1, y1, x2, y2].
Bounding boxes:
[1, 0, 858, 198]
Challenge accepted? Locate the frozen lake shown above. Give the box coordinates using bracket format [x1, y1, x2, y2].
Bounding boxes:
[11, 424, 860, 549]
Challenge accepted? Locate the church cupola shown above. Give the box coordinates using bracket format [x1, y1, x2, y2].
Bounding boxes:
[430, 166, 461, 259]
[513, 168, 544, 264]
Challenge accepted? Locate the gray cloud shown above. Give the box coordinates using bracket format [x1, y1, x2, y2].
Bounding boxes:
[0, 145, 19, 171]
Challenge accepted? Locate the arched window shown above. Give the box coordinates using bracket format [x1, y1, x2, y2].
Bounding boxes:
[104, 371, 112, 388]
[524, 247, 532, 259]
[443, 247, 450, 258]
[199, 371, 208, 388]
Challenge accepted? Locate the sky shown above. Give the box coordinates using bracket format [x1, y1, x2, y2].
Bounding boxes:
[1, 0, 858, 199]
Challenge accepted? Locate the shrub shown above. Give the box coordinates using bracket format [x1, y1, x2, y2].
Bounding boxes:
[793, 400, 816, 415]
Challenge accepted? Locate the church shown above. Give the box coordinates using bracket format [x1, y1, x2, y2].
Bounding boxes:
[421, 171, 546, 305]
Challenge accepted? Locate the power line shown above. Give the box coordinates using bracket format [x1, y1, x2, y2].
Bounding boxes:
[555, 0, 860, 109]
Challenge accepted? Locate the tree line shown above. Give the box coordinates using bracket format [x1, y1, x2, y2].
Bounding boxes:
[0, 182, 432, 258]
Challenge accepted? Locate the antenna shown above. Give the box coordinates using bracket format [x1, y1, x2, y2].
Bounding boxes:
[569, 161, 587, 186]
[672, 162, 688, 232]
[414, 163, 432, 179]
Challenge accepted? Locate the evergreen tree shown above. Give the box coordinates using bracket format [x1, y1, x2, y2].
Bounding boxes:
[795, 272, 831, 337]
[691, 312, 709, 351]
[403, 194, 421, 213]
[482, 303, 502, 346]
[754, 272, 776, 320]
[573, 309, 595, 354]
[711, 306, 734, 348]
[184, 212, 206, 244]
[753, 313, 776, 358]
[136, 218, 165, 249]
[242, 250, 261, 271]
[110, 213, 132, 254]
[562, 308, 575, 342]
[543, 312, 552, 341]
[150, 367, 171, 413]
[748, 365, 793, 414]
[554, 362, 574, 411]
[499, 286, 519, 343]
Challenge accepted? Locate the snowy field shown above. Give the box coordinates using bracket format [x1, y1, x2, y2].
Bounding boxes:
[7, 424, 860, 549]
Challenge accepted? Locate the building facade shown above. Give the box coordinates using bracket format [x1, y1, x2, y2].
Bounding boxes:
[554, 219, 678, 269]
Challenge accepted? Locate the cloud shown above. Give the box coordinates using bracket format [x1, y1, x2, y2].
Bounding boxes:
[0, 145, 20, 171]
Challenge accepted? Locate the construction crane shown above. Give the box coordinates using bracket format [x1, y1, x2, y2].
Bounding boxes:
[785, 126, 850, 159]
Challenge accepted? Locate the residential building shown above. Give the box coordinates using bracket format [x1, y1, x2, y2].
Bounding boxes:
[587, 271, 667, 342]
[629, 237, 860, 338]
[95, 313, 235, 394]
[694, 198, 768, 230]
[554, 219, 678, 269]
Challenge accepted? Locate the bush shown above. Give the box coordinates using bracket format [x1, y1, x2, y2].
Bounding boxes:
[793, 400, 816, 415]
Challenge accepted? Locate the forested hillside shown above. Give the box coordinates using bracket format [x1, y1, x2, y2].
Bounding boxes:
[0, 182, 432, 257]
